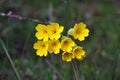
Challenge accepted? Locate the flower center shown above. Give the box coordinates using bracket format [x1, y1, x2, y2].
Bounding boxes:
[53, 30, 56, 33]
[74, 48, 80, 53]
[63, 40, 69, 46]
[64, 52, 71, 57]
[41, 44, 46, 49]
[43, 29, 47, 34]
[53, 42, 57, 46]
[75, 29, 81, 34]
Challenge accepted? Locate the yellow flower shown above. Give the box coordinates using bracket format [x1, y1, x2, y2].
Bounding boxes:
[73, 22, 89, 41]
[35, 24, 49, 42]
[33, 41, 48, 56]
[61, 38, 75, 52]
[62, 52, 74, 62]
[48, 40, 61, 54]
[73, 46, 86, 60]
[49, 23, 64, 40]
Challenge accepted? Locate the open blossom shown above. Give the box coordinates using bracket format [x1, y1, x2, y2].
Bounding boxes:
[33, 41, 48, 56]
[62, 52, 74, 62]
[48, 40, 61, 54]
[49, 23, 64, 40]
[73, 22, 89, 41]
[73, 46, 86, 60]
[35, 24, 49, 42]
[61, 38, 75, 52]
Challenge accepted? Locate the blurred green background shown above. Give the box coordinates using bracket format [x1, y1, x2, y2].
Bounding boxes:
[0, 0, 120, 80]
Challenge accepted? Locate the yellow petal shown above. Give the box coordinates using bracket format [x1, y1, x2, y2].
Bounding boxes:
[33, 42, 39, 49]
[58, 26, 64, 33]
[36, 49, 44, 56]
[43, 51, 48, 56]
[78, 22, 86, 29]
[55, 34, 60, 40]
[82, 29, 89, 36]
[52, 23, 59, 28]
[35, 32, 43, 40]
[43, 36, 49, 42]
[35, 24, 45, 31]
[78, 36, 85, 41]
[54, 49, 60, 54]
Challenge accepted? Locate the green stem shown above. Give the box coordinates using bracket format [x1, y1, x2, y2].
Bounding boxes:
[71, 60, 80, 80]
[45, 59, 64, 80]
[112, 51, 119, 80]
[0, 39, 21, 80]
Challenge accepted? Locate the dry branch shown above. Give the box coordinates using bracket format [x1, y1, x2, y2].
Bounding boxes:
[0, 11, 48, 24]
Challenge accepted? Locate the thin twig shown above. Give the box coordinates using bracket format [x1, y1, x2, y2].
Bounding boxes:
[73, 60, 80, 80]
[71, 61, 79, 80]
[0, 11, 48, 24]
[45, 59, 64, 80]
[0, 39, 21, 80]
[48, 2, 54, 22]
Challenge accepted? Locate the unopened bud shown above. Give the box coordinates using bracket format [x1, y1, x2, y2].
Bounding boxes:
[67, 28, 74, 35]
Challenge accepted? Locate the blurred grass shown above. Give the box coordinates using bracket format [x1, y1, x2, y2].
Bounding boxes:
[0, 0, 120, 80]
[0, 39, 21, 80]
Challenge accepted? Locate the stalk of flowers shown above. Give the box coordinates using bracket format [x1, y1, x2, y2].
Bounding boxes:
[33, 22, 89, 62]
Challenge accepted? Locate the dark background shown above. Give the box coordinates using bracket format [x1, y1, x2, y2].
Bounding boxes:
[0, 0, 120, 80]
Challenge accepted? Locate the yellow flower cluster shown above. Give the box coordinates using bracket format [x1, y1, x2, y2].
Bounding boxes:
[35, 23, 64, 42]
[61, 38, 86, 62]
[33, 22, 89, 62]
[33, 23, 63, 56]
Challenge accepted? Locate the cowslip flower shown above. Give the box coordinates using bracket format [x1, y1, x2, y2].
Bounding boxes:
[73, 22, 89, 41]
[73, 46, 86, 60]
[62, 52, 74, 62]
[35, 24, 49, 42]
[49, 23, 64, 40]
[33, 22, 89, 62]
[48, 40, 61, 54]
[33, 41, 48, 56]
[61, 38, 75, 52]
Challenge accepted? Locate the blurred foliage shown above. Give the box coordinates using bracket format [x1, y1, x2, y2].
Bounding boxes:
[0, 0, 120, 80]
